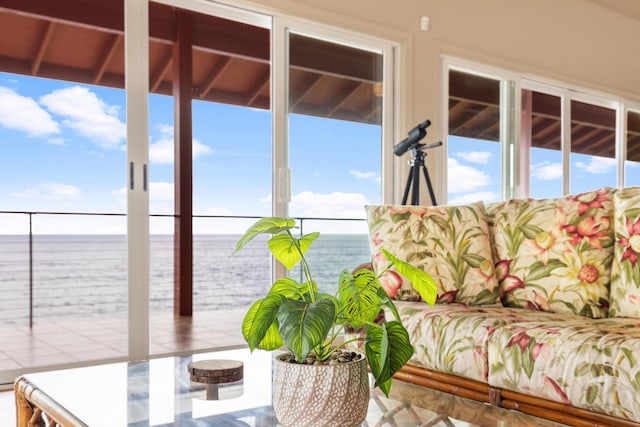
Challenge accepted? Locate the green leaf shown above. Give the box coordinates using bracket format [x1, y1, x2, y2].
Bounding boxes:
[242, 294, 284, 351]
[338, 268, 382, 329]
[522, 341, 535, 379]
[624, 209, 640, 221]
[277, 298, 335, 361]
[622, 348, 637, 366]
[366, 320, 414, 397]
[525, 259, 566, 282]
[257, 320, 284, 351]
[377, 286, 400, 321]
[234, 217, 296, 253]
[268, 278, 305, 299]
[574, 362, 590, 377]
[268, 232, 319, 270]
[460, 253, 485, 268]
[382, 249, 437, 305]
[585, 384, 598, 404]
[520, 224, 544, 239]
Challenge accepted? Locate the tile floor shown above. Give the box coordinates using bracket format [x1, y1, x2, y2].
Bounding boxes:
[0, 309, 246, 372]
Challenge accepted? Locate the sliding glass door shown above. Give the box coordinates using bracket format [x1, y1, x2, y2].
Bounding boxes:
[286, 30, 387, 293]
[0, 0, 398, 384]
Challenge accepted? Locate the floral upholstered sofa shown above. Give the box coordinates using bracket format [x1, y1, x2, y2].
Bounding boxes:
[365, 186, 640, 427]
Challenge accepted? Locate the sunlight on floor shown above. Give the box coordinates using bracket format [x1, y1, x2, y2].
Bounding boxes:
[0, 389, 15, 426]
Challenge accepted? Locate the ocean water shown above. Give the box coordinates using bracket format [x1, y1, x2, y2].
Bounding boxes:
[0, 234, 372, 325]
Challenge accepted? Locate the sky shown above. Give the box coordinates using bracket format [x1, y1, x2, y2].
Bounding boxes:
[0, 72, 381, 234]
[0, 71, 636, 234]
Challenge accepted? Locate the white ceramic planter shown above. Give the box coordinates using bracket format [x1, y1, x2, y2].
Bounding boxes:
[272, 352, 370, 427]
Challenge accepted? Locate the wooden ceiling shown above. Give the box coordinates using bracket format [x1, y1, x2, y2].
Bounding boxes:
[0, 0, 637, 159]
[0, 0, 382, 125]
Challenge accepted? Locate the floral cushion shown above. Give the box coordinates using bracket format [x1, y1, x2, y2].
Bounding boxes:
[491, 188, 615, 318]
[365, 202, 501, 306]
[398, 302, 584, 383]
[488, 318, 640, 423]
[610, 186, 640, 318]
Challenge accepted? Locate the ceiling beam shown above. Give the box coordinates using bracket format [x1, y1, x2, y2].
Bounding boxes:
[150, 50, 173, 93]
[291, 74, 324, 109]
[197, 56, 233, 99]
[327, 82, 365, 118]
[31, 21, 56, 75]
[244, 69, 269, 107]
[93, 33, 122, 85]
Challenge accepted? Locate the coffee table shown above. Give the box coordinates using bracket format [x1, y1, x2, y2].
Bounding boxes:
[15, 348, 567, 426]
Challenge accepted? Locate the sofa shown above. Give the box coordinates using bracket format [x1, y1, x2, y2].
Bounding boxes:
[364, 186, 640, 427]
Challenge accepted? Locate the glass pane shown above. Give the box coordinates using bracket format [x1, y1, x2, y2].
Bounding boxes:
[287, 33, 383, 292]
[625, 110, 640, 185]
[0, 1, 127, 382]
[447, 69, 501, 205]
[147, 2, 272, 355]
[570, 100, 616, 193]
[526, 91, 563, 198]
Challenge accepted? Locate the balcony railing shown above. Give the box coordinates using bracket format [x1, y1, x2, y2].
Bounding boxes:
[0, 210, 370, 328]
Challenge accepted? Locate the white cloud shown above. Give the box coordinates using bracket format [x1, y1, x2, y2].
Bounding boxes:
[111, 187, 126, 206]
[447, 158, 490, 193]
[290, 191, 369, 219]
[149, 125, 212, 164]
[349, 169, 380, 183]
[259, 193, 272, 204]
[112, 181, 174, 208]
[455, 151, 492, 164]
[11, 182, 80, 200]
[149, 138, 174, 164]
[39, 86, 125, 149]
[150, 182, 174, 201]
[575, 156, 617, 174]
[531, 161, 563, 180]
[0, 86, 60, 137]
[448, 191, 500, 205]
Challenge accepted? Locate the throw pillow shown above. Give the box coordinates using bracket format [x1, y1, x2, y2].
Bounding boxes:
[610, 186, 640, 318]
[491, 187, 614, 318]
[365, 202, 501, 306]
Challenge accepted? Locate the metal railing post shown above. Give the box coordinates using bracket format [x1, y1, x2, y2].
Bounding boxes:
[29, 213, 33, 328]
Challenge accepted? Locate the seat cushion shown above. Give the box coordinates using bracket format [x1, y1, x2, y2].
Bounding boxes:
[398, 302, 583, 383]
[365, 202, 500, 305]
[488, 318, 640, 423]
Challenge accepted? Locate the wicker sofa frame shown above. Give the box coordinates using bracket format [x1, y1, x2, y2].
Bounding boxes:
[394, 364, 640, 427]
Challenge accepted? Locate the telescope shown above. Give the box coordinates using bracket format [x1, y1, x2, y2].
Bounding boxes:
[393, 119, 431, 156]
[394, 118, 441, 206]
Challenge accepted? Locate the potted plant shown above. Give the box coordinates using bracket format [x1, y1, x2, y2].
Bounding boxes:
[233, 217, 437, 427]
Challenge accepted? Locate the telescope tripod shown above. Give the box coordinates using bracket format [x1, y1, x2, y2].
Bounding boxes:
[401, 146, 437, 206]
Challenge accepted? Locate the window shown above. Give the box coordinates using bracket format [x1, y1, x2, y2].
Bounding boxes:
[445, 66, 511, 204]
[445, 58, 628, 203]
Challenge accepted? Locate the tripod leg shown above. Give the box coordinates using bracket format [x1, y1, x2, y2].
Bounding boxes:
[401, 166, 414, 205]
[411, 160, 421, 205]
[422, 164, 437, 206]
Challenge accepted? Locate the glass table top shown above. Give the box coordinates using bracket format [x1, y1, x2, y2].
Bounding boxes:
[20, 348, 567, 426]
